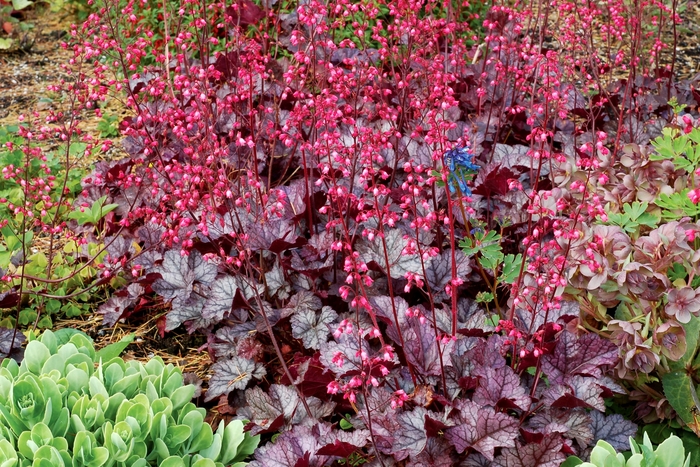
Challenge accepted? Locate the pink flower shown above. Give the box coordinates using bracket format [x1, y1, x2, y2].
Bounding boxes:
[665, 287, 700, 323]
[689, 189, 700, 205]
[683, 115, 694, 134]
[326, 381, 340, 394]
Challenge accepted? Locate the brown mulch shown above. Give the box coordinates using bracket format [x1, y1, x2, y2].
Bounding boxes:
[0, 8, 73, 125]
[677, 0, 700, 80]
[51, 313, 212, 380]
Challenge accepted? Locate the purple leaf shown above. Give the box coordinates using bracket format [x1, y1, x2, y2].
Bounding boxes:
[357, 229, 425, 279]
[527, 408, 593, 449]
[473, 365, 531, 411]
[543, 375, 607, 411]
[369, 295, 409, 329]
[409, 438, 456, 467]
[402, 315, 448, 377]
[436, 298, 490, 335]
[246, 217, 297, 252]
[490, 144, 544, 173]
[244, 385, 299, 434]
[201, 276, 238, 320]
[444, 400, 519, 460]
[589, 411, 637, 451]
[166, 294, 208, 332]
[392, 407, 428, 458]
[320, 333, 363, 377]
[248, 425, 326, 467]
[0, 327, 25, 358]
[244, 385, 333, 435]
[265, 263, 291, 300]
[152, 249, 217, 303]
[493, 435, 566, 467]
[98, 290, 139, 326]
[316, 427, 369, 457]
[105, 234, 136, 260]
[285, 290, 322, 314]
[291, 306, 338, 350]
[205, 355, 266, 401]
[541, 331, 618, 383]
[462, 453, 493, 467]
[233, 275, 265, 301]
[209, 323, 257, 358]
[424, 249, 472, 292]
[515, 300, 580, 334]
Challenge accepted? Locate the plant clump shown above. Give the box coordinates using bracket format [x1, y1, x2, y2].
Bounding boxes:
[0, 329, 259, 467]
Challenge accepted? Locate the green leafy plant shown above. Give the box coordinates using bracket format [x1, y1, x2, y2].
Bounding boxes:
[96, 114, 121, 139]
[458, 227, 523, 312]
[0, 329, 259, 466]
[0, 124, 116, 328]
[649, 127, 700, 220]
[66, 196, 119, 226]
[563, 433, 690, 467]
[602, 201, 660, 234]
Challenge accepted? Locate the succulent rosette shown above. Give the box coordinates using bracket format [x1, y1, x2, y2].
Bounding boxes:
[0, 330, 259, 467]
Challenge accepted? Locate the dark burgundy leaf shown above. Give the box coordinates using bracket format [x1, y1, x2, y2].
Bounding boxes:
[226, 0, 265, 28]
[472, 164, 518, 197]
[424, 413, 450, 438]
[543, 375, 608, 412]
[316, 428, 369, 457]
[282, 354, 335, 398]
[315, 440, 359, 458]
[0, 290, 20, 308]
[213, 51, 240, 81]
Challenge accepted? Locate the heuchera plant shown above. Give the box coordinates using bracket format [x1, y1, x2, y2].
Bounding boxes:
[13, 0, 698, 462]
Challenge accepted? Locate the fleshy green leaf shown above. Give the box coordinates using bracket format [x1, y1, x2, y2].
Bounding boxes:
[95, 333, 134, 363]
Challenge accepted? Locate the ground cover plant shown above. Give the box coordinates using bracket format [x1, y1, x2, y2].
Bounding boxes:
[3, 0, 700, 464]
[0, 328, 259, 466]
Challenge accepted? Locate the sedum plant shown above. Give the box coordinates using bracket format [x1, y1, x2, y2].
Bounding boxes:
[0, 330, 259, 467]
[564, 433, 690, 467]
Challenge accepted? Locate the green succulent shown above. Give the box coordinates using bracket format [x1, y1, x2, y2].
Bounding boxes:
[0, 330, 259, 467]
[564, 433, 690, 467]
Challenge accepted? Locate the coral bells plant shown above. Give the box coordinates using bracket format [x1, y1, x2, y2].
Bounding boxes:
[46, 0, 700, 461]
